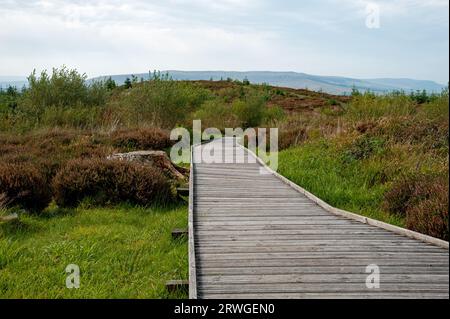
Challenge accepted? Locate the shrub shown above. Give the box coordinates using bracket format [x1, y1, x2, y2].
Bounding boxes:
[383, 174, 449, 240]
[406, 184, 448, 240]
[111, 128, 173, 151]
[52, 159, 174, 207]
[25, 67, 107, 108]
[279, 127, 308, 150]
[232, 94, 266, 128]
[0, 163, 52, 212]
[342, 135, 385, 162]
[193, 100, 239, 130]
[110, 78, 211, 128]
[14, 67, 109, 129]
[264, 105, 285, 124]
[346, 91, 416, 121]
[375, 117, 448, 152]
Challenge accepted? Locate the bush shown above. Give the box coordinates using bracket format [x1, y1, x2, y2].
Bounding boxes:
[0, 163, 52, 212]
[111, 128, 173, 151]
[193, 100, 239, 130]
[383, 174, 449, 240]
[52, 159, 174, 207]
[279, 127, 308, 150]
[232, 94, 266, 128]
[406, 184, 448, 241]
[12, 67, 109, 129]
[25, 67, 107, 108]
[264, 105, 285, 124]
[346, 91, 416, 121]
[110, 78, 211, 128]
[342, 135, 385, 162]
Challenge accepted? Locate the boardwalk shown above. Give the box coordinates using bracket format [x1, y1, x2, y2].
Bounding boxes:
[189, 138, 449, 299]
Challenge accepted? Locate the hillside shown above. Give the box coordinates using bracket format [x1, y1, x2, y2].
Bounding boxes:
[1, 72, 445, 95]
[91, 71, 446, 94]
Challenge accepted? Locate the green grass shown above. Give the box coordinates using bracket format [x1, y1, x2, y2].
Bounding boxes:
[0, 204, 188, 298]
[278, 141, 404, 227]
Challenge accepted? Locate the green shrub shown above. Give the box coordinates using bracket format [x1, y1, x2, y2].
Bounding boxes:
[193, 100, 238, 130]
[0, 163, 52, 212]
[40, 105, 103, 129]
[347, 91, 416, 121]
[342, 135, 385, 162]
[25, 67, 107, 108]
[111, 78, 211, 128]
[111, 128, 173, 151]
[232, 94, 266, 128]
[264, 105, 285, 124]
[327, 98, 339, 106]
[52, 158, 174, 207]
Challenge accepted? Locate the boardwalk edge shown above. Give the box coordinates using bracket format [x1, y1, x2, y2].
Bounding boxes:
[188, 144, 198, 299]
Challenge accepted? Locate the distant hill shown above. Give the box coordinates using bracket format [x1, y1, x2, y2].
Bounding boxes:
[91, 71, 446, 95]
[1, 72, 446, 95]
[0, 76, 27, 90]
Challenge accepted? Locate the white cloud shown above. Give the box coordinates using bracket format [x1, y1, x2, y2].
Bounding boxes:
[0, 0, 447, 82]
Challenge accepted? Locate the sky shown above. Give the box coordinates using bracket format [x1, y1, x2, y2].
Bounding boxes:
[0, 0, 448, 83]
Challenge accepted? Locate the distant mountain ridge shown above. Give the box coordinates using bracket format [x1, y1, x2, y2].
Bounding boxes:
[1, 72, 446, 95]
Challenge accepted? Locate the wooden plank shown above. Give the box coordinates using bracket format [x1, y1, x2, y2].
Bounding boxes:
[198, 282, 449, 293]
[198, 266, 450, 275]
[201, 292, 450, 299]
[198, 274, 449, 284]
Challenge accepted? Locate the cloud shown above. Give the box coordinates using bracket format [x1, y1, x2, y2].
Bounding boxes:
[0, 0, 447, 83]
[0, 0, 278, 76]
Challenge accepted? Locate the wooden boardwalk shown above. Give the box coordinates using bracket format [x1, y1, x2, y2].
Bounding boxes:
[189, 138, 449, 299]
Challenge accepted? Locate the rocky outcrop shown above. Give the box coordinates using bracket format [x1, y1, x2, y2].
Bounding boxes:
[107, 150, 188, 180]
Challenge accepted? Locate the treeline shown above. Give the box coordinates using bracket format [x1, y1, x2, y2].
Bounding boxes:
[0, 67, 284, 132]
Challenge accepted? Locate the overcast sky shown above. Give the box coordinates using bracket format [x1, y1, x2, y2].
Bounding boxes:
[0, 0, 448, 83]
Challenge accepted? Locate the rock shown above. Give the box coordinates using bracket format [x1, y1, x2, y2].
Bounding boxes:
[107, 150, 188, 180]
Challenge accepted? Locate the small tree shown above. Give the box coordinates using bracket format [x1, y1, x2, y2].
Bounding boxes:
[124, 77, 132, 89]
[105, 77, 117, 90]
[232, 93, 266, 128]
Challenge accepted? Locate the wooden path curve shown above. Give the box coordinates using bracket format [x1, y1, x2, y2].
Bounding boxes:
[188, 138, 449, 299]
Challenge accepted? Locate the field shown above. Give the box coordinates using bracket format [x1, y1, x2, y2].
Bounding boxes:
[0, 204, 188, 298]
[0, 67, 448, 298]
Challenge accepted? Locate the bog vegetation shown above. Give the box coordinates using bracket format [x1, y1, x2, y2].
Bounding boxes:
[0, 66, 448, 297]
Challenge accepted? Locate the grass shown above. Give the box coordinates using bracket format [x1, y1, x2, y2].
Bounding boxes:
[0, 204, 188, 298]
[278, 140, 404, 227]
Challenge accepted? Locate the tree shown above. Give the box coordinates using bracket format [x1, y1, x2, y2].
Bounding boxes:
[232, 94, 266, 128]
[6, 85, 17, 96]
[124, 78, 132, 89]
[105, 77, 116, 90]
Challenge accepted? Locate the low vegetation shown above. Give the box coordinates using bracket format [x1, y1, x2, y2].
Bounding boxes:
[53, 158, 175, 208]
[277, 89, 449, 239]
[0, 205, 187, 298]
